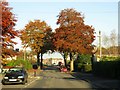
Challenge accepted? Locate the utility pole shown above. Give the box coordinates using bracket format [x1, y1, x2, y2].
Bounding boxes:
[98, 31, 102, 60]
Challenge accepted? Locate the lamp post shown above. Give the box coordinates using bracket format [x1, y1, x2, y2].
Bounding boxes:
[91, 45, 98, 73]
[98, 31, 102, 60]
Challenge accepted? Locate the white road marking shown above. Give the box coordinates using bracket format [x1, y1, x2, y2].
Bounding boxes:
[24, 77, 40, 88]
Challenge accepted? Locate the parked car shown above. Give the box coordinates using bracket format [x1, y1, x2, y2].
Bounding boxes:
[1, 66, 14, 74]
[1, 67, 28, 85]
[60, 67, 67, 72]
[59, 65, 68, 72]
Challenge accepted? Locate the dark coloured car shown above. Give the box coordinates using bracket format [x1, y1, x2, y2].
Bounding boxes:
[2, 67, 28, 85]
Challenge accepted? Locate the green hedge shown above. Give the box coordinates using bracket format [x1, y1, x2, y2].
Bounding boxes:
[101, 56, 119, 61]
[84, 64, 92, 72]
[77, 63, 92, 73]
[93, 60, 120, 79]
[74, 54, 92, 72]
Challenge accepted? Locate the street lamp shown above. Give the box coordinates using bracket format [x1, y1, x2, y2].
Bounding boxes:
[91, 45, 97, 73]
[97, 31, 102, 60]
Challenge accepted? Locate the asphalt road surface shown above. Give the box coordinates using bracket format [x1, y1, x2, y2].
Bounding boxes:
[1, 66, 95, 89]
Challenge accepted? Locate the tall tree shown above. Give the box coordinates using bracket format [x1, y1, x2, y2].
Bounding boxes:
[102, 33, 110, 55]
[102, 33, 110, 48]
[40, 27, 54, 69]
[110, 30, 117, 56]
[20, 20, 52, 69]
[53, 8, 95, 71]
[0, 1, 18, 58]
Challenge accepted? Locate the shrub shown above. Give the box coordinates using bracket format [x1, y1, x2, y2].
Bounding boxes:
[101, 56, 119, 61]
[77, 63, 83, 71]
[77, 63, 92, 73]
[84, 64, 92, 73]
[77, 54, 91, 64]
[74, 54, 92, 72]
[7, 58, 32, 70]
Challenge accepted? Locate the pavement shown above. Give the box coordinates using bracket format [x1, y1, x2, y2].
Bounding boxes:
[0, 74, 3, 90]
[0, 74, 3, 81]
[71, 72, 120, 89]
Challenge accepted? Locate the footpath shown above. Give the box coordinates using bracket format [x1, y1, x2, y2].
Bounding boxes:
[0, 74, 3, 81]
[71, 72, 120, 89]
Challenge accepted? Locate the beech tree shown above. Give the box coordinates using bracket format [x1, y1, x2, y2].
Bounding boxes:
[53, 8, 95, 71]
[20, 20, 52, 69]
[0, 1, 18, 59]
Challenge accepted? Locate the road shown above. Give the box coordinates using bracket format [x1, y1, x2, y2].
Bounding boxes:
[1, 66, 100, 89]
[26, 66, 92, 88]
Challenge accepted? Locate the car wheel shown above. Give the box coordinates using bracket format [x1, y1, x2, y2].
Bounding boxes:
[2, 80, 6, 85]
[22, 82, 25, 85]
[26, 80, 28, 83]
[22, 80, 26, 85]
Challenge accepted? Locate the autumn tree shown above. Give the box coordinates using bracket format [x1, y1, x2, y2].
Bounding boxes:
[53, 8, 95, 71]
[0, 1, 18, 59]
[20, 20, 52, 69]
[39, 27, 54, 69]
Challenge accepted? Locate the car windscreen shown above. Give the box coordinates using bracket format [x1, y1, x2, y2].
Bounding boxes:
[8, 68, 22, 73]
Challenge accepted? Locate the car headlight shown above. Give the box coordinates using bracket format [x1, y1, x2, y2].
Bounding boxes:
[18, 76, 24, 78]
[4, 77, 8, 79]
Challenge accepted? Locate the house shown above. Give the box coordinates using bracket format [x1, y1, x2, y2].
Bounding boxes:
[43, 58, 64, 65]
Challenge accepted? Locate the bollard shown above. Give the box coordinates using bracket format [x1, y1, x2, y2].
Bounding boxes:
[34, 69, 36, 77]
[32, 64, 38, 77]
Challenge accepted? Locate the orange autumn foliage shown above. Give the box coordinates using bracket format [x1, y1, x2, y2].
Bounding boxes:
[53, 8, 95, 54]
[20, 20, 51, 53]
[0, 1, 18, 58]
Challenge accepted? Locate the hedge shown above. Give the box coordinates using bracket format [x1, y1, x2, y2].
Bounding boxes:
[77, 63, 92, 73]
[93, 60, 120, 79]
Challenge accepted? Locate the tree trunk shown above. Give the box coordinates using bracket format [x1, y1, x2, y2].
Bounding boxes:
[24, 47, 26, 60]
[37, 52, 40, 66]
[63, 53, 67, 68]
[40, 52, 43, 70]
[91, 54, 97, 73]
[70, 52, 74, 72]
[60, 52, 67, 68]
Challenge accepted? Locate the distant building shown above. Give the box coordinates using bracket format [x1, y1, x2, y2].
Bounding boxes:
[43, 58, 64, 65]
